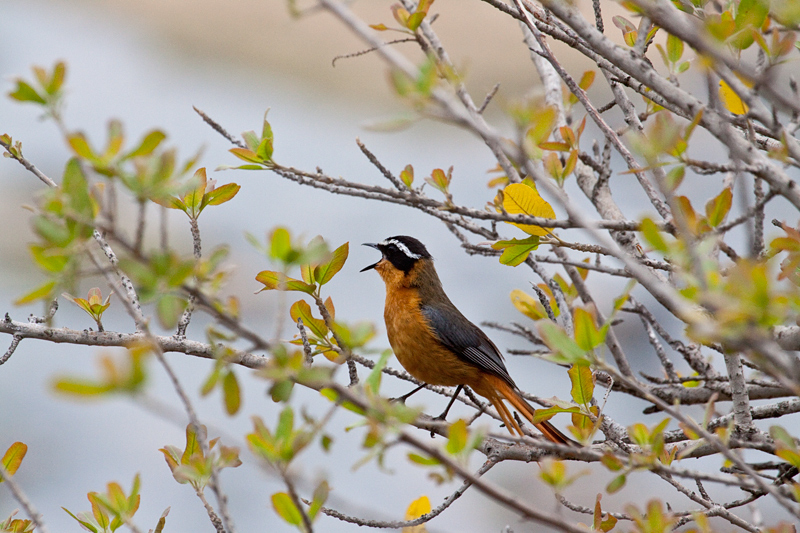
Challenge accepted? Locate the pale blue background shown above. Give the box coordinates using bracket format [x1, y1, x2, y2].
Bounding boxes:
[1, 1, 793, 531]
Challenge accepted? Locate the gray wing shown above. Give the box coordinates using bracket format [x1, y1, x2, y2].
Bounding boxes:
[421, 302, 516, 388]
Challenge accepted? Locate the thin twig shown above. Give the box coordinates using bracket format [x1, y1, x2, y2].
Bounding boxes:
[0, 334, 22, 365]
[176, 217, 202, 337]
[477, 83, 500, 114]
[331, 37, 416, 67]
[0, 462, 51, 533]
[297, 318, 313, 367]
[319, 460, 497, 529]
[355, 138, 405, 191]
[193, 106, 246, 149]
[0, 136, 58, 188]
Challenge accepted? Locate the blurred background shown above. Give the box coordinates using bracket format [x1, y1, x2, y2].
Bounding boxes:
[1, 0, 792, 531]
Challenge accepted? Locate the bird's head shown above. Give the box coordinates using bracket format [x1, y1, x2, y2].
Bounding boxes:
[361, 236, 433, 286]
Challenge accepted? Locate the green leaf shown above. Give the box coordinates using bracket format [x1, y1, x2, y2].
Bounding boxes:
[406, 11, 426, 31]
[629, 422, 650, 446]
[314, 242, 349, 285]
[271, 493, 303, 526]
[15, 280, 57, 305]
[539, 459, 567, 487]
[400, 164, 414, 188]
[125, 130, 166, 159]
[270, 227, 292, 260]
[573, 308, 604, 351]
[308, 480, 329, 520]
[156, 294, 185, 329]
[183, 168, 207, 217]
[47, 61, 67, 95]
[276, 406, 294, 441]
[731, 0, 769, 50]
[612, 280, 637, 314]
[498, 237, 540, 266]
[68, 133, 96, 160]
[300, 264, 315, 285]
[364, 350, 391, 396]
[537, 321, 587, 364]
[408, 453, 440, 466]
[270, 380, 294, 403]
[242, 130, 259, 151]
[539, 141, 571, 151]
[770, 426, 797, 448]
[525, 106, 558, 157]
[705, 187, 733, 228]
[666, 34, 684, 63]
[103, 120, 124, 160]
[665, 165, 685, 192]
[203, 183, 241, 207]
[0, 442, 27, 481]
[8, 80, 46, 104]
[88, 493, 111, 530]
[290, 300, 328, 338]
[568, 361, 594, 405]
[606, 473, 626, 494]
[446, 419, 468, 454]
[261, 112, 274, 143]
[53, 378, 114, 396]
[182, 424, 204, 464]
[256, 137, 273, 162]
[320, 388, 365, 415]
[532, 405, 580, 424]
[222, 371, 241, 415]
[29, 244, 69, 273]
[255, 271, 315, 294]
[33, 216, 72, 247]
[229, 147, 263, 164]
[62, 507, 100, 533]
[62, 158, 94, 235]
[640, 217, 668, 253]
[600, 452, 625, 471]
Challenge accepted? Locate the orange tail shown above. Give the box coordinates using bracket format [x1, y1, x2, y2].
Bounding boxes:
[477, 374, 577, 447]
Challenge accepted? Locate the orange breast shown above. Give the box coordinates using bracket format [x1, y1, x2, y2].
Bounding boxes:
[384, 286, 482, 387]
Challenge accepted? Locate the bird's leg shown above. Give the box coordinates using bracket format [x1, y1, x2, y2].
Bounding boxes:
[433, 384, 463, 422]
[427, 385, 464, 438]
[390, 383, 426, 404]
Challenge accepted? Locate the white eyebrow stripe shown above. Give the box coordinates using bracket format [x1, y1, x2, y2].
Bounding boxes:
[380, 239, 421, 259]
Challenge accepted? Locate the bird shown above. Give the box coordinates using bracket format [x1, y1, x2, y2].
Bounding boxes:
[361, 235, 575, 446]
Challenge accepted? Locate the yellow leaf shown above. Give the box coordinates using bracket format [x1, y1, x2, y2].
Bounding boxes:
[510, 289, 547, 320]
[719, 79, 749, 115]
[1, 442, 27, 481]
[502, 182, 555, 236]
[403, 495, 431, 533]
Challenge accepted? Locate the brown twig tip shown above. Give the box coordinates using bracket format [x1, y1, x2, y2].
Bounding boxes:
[193, 106, 245, 149]
[331, 37, 416, 67]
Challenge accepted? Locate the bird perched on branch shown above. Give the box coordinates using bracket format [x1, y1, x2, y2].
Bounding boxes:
[361, 235, 575, 446]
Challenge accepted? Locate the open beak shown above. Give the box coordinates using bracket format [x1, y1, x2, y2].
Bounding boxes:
[360, 243, 382, 272]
